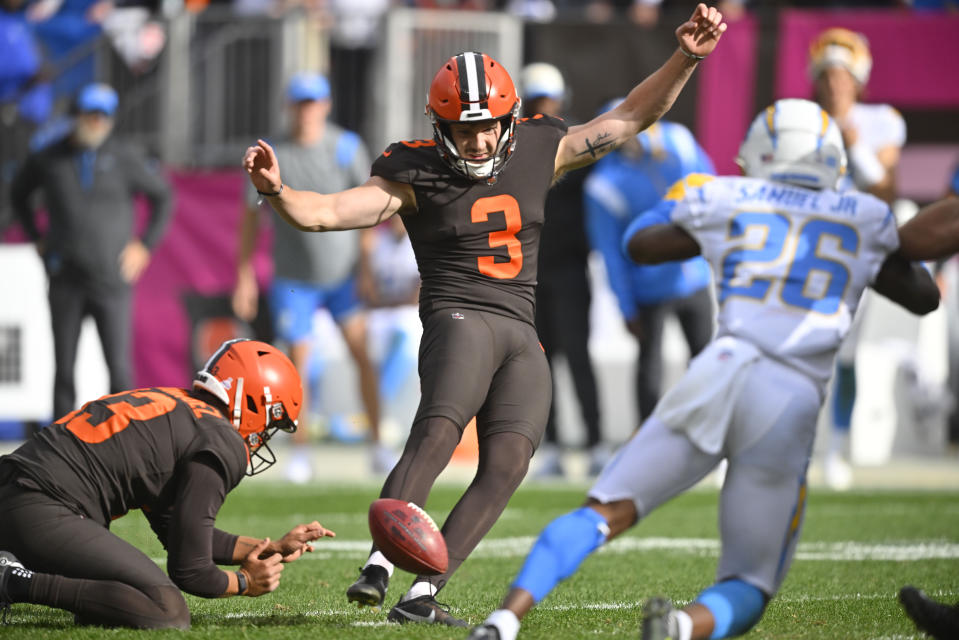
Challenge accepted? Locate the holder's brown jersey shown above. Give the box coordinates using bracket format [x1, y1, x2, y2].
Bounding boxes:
[0, 387, 247, 527]
[371, 115, 568, 326]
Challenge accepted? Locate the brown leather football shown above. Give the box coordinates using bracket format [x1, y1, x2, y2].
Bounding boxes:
[368, 498, 448, 575]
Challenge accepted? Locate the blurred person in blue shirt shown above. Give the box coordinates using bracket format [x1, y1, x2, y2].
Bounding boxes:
[585, 104, 715, 421]
[1, 0, 54, 229]
[0, 0, 53, 125]
[29, 0, 109, 98]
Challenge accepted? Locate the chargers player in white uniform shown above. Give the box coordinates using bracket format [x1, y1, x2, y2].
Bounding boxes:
[810, 27, 904, 203]
[466, 98, 939, 640]
[809, 27, 908, 489]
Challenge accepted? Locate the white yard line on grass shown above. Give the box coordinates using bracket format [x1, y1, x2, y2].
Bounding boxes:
[478, 536, 959, 561]
[224, 608, 377, 619]
[217, 591, 953, 629]
[151, 537, 959, 564]
[537, 593, 889, 612]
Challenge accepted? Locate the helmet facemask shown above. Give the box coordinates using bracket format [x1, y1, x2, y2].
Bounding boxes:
[193, 339, 302, 476]
[428, 106, 520, 182]
[426, 51, 521, 183]
[246, 399, 297, 476]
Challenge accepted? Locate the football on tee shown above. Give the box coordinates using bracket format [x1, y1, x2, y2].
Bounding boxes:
[368, 498, 448, 575]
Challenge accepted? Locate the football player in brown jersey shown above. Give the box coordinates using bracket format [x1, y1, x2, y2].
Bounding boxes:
[244, 3, 726, 627]
[0, 340, 335, 629]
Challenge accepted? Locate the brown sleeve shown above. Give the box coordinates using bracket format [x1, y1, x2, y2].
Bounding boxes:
[165, 455, 231, 598]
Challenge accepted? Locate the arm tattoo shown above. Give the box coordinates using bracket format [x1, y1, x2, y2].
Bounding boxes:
[575, 131, 617, 159]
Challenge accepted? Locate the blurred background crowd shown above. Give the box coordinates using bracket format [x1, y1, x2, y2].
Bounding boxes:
[1, 0, 958, 484]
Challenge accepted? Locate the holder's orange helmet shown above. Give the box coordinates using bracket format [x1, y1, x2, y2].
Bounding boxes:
[426, 51, 521, 181]
[193, 339, 302, 475]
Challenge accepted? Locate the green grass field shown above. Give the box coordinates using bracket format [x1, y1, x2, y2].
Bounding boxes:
[3, 481, 958, 639]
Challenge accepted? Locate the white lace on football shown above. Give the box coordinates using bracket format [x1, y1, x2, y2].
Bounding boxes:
[407, 502, 440, 533]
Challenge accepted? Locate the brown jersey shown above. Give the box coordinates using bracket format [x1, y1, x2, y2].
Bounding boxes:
[371, 115, 568, 326]
[0, 387, 247, 527]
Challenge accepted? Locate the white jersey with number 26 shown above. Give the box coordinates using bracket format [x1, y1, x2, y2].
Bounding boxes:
[664, 173, 899, 389]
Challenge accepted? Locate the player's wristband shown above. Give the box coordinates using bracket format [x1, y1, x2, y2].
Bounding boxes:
[256, 183, 283, 206]
[235, 570, 248, 595]
[256, 183, 283, 197]
[678, 45, 707, 61]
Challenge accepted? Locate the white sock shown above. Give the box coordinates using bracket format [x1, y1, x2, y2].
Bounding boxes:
[669, 609, 693, 640]
[364, 551, 394, 577]
[484, 609, 520, 640]
[402, 579, 436, 602]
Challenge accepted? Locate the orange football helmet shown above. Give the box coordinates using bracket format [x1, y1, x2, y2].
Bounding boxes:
[426, 51, 521, 181]
[193, 339, 302, 475]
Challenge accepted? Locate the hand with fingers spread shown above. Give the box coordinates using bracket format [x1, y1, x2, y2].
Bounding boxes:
[268, 521, 337, 563]
[676, 3, 727, 60]
[243, 139, 283, 195]
[239, 537, 285, 596]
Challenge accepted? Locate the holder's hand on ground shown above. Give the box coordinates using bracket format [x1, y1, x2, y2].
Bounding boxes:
[676, 4, 727, 59]
[269, 522, 336, 563]
[240, 538, 285, 596]
[243, 139, 283, 194]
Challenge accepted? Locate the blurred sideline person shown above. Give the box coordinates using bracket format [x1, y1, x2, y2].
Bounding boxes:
[232, 72, 395, 480]
[0, 0, 54, 232]
[323, 0, 390, 137]
[520, 61, 605, 478]
[809, 27, 906, 489]
[11, 82, 172, 422]
[244, 5, 727, 626]
[358, 216, 423, 432]
[585, 104, 714, 423]
[0, 340, 335, 629]
[467, 99, 940, 640]
[811, 28, 902, 204]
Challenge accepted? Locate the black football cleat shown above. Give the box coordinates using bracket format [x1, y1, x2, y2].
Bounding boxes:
[899, 585, 959, 640]
[386, 595, 468, 627]
[346, 565, 389, 608]
[640, 596, 673, 640]
[0, 551, 25, 625]
[466, 623, 502, 639]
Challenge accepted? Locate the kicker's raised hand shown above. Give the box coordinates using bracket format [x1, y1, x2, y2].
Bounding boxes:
[243, 139, 283, 195]
[676, 4, 727, 59]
